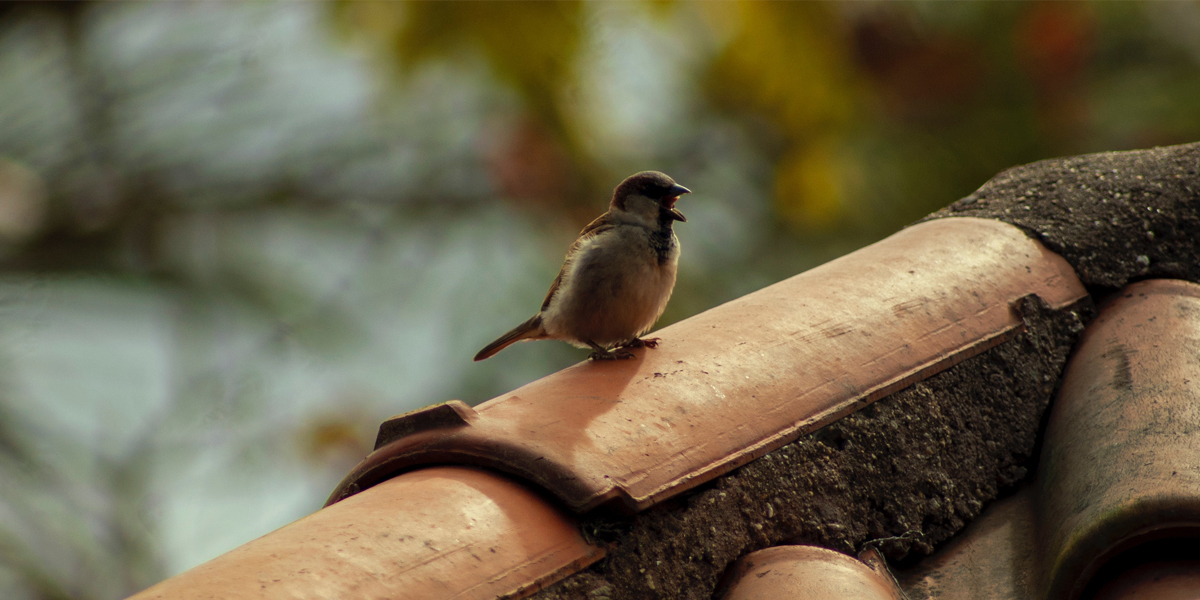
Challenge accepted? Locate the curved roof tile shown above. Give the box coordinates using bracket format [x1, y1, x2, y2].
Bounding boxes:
[128, 467, 603, 600]
[720, 546, 904, 600]
[1039, 279, 1200, 599]
[122, 143, 1200, 600]
[329, 217, 1086, 513]
[899, 279, 1200, 600]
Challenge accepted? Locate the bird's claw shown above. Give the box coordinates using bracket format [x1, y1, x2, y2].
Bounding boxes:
[588, 348, 636, 361]
[620, 337, 661, 349]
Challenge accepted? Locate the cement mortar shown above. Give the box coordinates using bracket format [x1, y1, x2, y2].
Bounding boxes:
[533, 297, 1087, 600]
[927, 141, 1200, 290]
[533, 141, 1200, 600]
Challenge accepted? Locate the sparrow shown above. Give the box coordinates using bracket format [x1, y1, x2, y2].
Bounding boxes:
[474, 171, 690, 361]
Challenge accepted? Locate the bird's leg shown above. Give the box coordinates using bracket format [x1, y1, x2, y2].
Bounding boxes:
[587, 340, 634, 360]
[586, 340, 616, 360]
[618, 337, 661, 349]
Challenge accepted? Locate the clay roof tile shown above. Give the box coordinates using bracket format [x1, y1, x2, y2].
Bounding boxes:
[898, 279, 1200, 600]
[127, 466, 603, 600]
[329, 217, 1086, 514]
[720, 546, 905, 600]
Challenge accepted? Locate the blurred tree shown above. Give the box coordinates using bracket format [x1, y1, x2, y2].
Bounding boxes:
[337, 1, 613, 223]
[1, 2, 1200, 599]
[703, 2, 860, 230]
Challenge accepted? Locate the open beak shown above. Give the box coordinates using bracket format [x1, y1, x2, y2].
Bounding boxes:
[665, 184, 690, 222]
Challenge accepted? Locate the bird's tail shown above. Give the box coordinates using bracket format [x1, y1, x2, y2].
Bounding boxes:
[473, 315, 547, 361]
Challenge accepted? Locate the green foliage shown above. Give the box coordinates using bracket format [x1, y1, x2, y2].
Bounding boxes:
[395, 1, 582, 123]
[2, 2, 1200, 598]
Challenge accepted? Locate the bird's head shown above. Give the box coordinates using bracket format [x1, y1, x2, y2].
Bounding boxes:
[611, 171, 690, 225]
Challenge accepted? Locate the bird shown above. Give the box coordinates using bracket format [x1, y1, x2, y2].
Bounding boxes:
[474, 171, 690, 362]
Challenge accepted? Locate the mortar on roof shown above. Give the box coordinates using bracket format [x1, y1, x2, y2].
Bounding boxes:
[896, 279, 1200, 600]
[532, 296, 1088, 600]
[930, 141, 1200, 290]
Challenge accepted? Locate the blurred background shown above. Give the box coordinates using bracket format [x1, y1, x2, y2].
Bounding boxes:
[0, 1, 1198, 598]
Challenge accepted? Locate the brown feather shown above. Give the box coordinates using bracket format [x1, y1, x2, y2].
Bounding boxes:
[473, 314, 547, 361]
[540, 213, 616, 311]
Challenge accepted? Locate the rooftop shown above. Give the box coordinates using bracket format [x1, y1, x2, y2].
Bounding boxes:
[128, 141, 1200, 600]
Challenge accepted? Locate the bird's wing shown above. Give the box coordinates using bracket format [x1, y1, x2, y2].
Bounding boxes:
[540, 212, 616, 311]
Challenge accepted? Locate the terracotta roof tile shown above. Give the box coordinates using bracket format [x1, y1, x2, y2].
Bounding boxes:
[1040, 279, 1200, 599]
[720, 546, 904, 600]
[120, 143, 1200, 600]
[328, 217, 1086, 514]
[898, 279, 1200, 600]
[127, 467, 603, 600]
[122, 214, 1088, 600]
[897, 487, 1038, 599]
[1091, 558, 1200, 600]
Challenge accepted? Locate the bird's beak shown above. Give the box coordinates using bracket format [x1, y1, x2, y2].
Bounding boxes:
[665, 184, 690, 222]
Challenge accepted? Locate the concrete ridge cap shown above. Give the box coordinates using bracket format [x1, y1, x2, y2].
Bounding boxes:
[932, 140, 1200, 290]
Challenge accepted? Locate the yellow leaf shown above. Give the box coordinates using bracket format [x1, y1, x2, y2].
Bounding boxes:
[774, 141, 844, 230]
[395, 1, 582, 127]
[704, 2, 858, 135]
